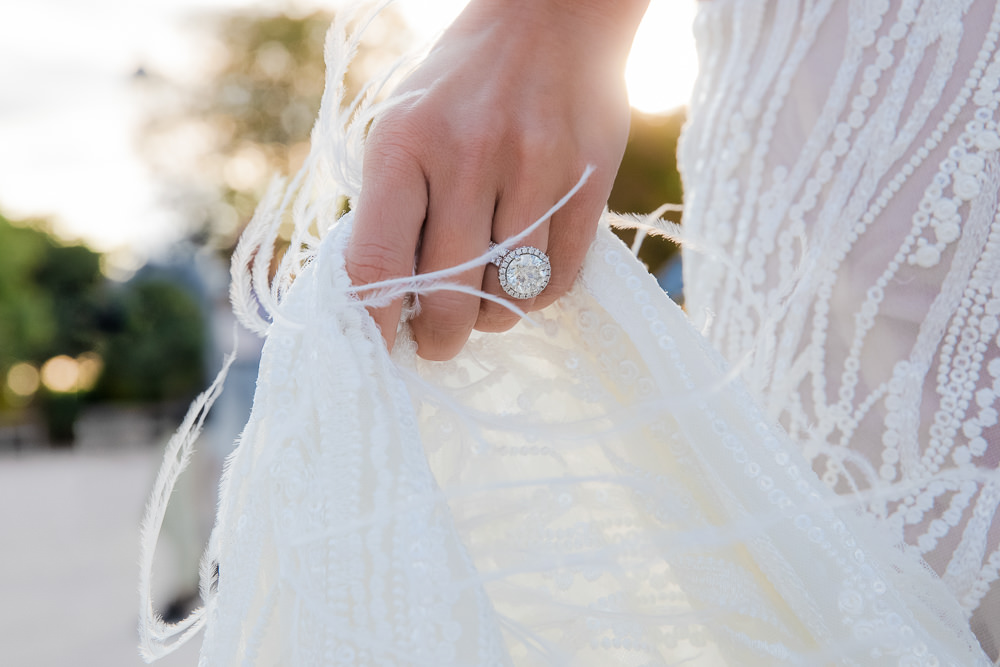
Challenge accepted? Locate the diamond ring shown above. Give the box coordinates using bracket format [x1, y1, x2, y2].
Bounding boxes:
[489, 242, 551, 299]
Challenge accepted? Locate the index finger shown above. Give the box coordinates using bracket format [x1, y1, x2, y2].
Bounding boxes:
[346, 143, 428, 351]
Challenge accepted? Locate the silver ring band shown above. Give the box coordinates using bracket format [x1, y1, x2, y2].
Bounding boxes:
[489, 242, 551, 299]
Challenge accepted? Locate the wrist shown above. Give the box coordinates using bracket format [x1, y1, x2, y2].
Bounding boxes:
[543, 0, 651, 32]
[459, 0, 649, 66]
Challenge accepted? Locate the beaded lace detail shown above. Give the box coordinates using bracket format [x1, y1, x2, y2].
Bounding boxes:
[183, 221, 988, 665]
[680, 0, 1000, 654]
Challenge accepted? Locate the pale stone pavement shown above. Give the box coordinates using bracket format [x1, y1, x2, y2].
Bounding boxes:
[0, 446, 203, 666]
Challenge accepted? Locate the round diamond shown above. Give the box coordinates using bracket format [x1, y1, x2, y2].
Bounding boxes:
[498, 246, 550, 299]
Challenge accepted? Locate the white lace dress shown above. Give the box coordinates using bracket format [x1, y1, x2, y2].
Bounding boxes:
[681, 0, 1000, 656]
[136, 2, 998, 665]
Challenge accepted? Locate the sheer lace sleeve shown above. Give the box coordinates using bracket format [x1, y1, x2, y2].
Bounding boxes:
[679, 0, 1000, 655]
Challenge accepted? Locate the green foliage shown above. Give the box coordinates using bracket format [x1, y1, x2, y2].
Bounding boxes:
[609, 109, 686, 273]
[610, 110, 685, 215]
[95, 279, 205, 403]
[0, 212, 207, 418]
[0, 214, 101, 373]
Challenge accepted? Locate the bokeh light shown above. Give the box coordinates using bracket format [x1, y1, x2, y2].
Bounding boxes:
[76, 352, 103, 393]
[40, 355, 80, 394]
[6, 362, 40, 398]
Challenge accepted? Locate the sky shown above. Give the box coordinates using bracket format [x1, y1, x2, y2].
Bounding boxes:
[0, 0, 697, 271]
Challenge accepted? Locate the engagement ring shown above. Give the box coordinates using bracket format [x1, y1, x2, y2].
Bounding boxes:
[489, 242, 551, 299]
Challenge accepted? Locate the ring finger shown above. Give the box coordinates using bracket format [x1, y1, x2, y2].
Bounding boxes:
[475, 183, 551, 333]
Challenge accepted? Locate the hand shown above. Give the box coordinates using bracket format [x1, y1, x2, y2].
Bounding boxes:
[346, 0, 648, 360]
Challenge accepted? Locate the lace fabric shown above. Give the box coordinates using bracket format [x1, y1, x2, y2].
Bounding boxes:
[679, 0, 1000, 655]
[136, 3, 997, 664]
[192, 220, 987, 665]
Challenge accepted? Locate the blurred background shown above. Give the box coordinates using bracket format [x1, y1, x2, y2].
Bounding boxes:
[0, 0, 696, 664]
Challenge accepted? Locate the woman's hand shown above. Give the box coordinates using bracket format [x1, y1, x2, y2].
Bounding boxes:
[346, 0, 648, 360]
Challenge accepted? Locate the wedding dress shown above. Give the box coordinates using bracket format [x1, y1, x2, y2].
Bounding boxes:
[681, 0, 1000, 657]
[138, 1, 998, 664]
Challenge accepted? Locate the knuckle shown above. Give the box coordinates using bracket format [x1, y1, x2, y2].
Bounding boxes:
[516, 123, 562, 164]
[422, 300, 474, 335]
[366, 114, 428, 167]
[346, 238, 411, 285]
[371, 105, 423, 140]
[413, 296, 477, 360]
[458, 131, 502, 169]
[365, 132, 419, 172]
[448, 113, 505, 166]
[414, 324, 469, 361]
[476, 301, 522, 333]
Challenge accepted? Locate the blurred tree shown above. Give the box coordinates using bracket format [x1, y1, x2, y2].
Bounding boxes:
[610, 110, 685, 217]
[0, 211, 206, 442]
[608, 109, 686, 275]
[0, 214, 102, 376]
[95, 279, 205, 403]
[140, 9, 412, 250]
[0, 213, 104, 443]
[0, 215, 58, 373]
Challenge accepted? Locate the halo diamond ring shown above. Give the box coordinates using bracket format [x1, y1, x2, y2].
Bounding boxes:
[489, 242, 551, 300]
